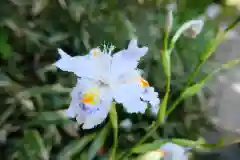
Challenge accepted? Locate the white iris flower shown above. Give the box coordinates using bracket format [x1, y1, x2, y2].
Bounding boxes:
[55, 39, 160, 129]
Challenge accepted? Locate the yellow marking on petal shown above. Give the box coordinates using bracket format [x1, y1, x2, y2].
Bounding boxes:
[92, 50, 98, 56]
[81, 92, 99, 105]
[153, 149, 167, 157]
[90, 48, 100, 57]
[138, 77, 149, 88]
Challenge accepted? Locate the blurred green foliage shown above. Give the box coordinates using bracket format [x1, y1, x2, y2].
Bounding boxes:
[0, 0, 239, 159]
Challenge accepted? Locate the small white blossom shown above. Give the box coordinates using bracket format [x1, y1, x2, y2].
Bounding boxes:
[160, 142, 189, 160]
[120, 118, 133, 130]
[55, 39, 160, 129]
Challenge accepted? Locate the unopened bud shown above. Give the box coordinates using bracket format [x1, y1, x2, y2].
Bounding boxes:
[165, 10, 173, 33]
[172, 19, 204, 45]
[166, 3, 177, 12]
[183, 20, 204, 38]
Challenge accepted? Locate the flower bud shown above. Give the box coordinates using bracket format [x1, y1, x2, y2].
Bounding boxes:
[165, 10, 173, 33]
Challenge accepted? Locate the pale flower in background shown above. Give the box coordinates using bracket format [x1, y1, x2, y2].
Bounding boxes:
[120, 118, 133, 130]
[55, 39, 160, 129]
[226, 0, 240, 8]
[231, 83, 240, 93]
[137, 142, 188, 160]
[205, 3, 221, 19]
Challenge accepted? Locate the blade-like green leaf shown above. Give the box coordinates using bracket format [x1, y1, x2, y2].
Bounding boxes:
[171, 138, 198, 147]
[68, 1, 85, 22]
[58, 0, 67, 9]
[48, 33, 69, 44]
[32, 0, 48, 15]
[88, 124, 110, 160]
[24, 111, 73, 127]
[181, 82, 204, 98]
[132, 140, 168, 153]
[57, 133, 96, 160]
[161, 51, 171, 78]
[23, 130, 49, 160]
[0, 28, 12, 58]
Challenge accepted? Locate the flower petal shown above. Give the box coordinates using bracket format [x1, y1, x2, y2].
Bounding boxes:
[69, 80, 113, 129]
[113, 84, 142, 103]
[65, 105, 77, 118]
[160, 142, 188, 160]
[113, 84, 147, 113]
[141, 87, 160, 107]
[127, 39, 148, 59]
[123, 98, 148, 113]
[55, 48, 75, 72]
[111, 39, 148, 76]
[55, 49, 104, 80]
[66, 83, 84, 117]
[82, 98, 112, 129]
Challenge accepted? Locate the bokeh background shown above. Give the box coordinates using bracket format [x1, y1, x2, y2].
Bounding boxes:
[1, 0, 240, 159]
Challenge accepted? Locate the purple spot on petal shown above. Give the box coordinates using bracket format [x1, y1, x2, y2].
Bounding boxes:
[78, 103, 99, 115]
[76, 91, 100, 115]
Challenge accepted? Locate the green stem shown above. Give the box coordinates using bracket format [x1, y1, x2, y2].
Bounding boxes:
[225, 16, 240, 32]
[186, 61, 202, 86]
[159, 75, 170, 123]
[118, 27, 171, 160]
[159, 31, 171, 124]
[186, 36, 222, 86]
[119, 15, 240, 160]
[117, 123, 158, 159]
[167, 16, 240, 115]
[166, 95, 183, 116]
[187, 16, 240, 86]
[110, 103, 118, 160]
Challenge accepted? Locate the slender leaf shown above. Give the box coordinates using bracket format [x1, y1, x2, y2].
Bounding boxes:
[57, 133, 96, 159]
[88, 124, 110, 160]
[24, 111, 73, 127]
[181, 82, 204, 98]
[23, 130, 49, 160]
[132, 140, 168, 153]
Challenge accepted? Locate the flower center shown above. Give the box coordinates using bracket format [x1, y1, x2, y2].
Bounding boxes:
[90, 48, 99, 57]
[92, 51, 98, 56]
[80, 92, 99, 105]
[138, 77, 149, 88]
